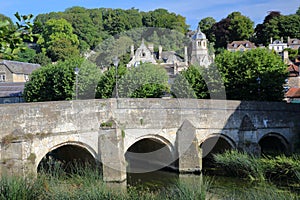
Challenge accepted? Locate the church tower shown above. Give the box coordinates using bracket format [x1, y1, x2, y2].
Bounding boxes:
[189, 26, 213, 67]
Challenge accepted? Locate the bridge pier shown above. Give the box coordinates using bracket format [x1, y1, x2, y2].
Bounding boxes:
[99, 121, 126, 182]
[0, 138, 34, 177]
[176, 120, 202, 174]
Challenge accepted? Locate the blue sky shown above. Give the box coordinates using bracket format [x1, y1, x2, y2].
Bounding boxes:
[1, 0, 299, 30]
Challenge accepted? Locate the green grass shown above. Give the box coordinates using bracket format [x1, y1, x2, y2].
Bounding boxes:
[213, 150, 300, 190]
[0, 165, 208, 200]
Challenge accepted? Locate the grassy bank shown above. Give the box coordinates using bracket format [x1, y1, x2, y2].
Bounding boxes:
[0, 166, 207, 200]
[213, 150, 300, 186]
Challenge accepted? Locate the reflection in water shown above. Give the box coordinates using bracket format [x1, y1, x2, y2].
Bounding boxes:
[127, 170, 299, 198]
[127, 170, 179, 190]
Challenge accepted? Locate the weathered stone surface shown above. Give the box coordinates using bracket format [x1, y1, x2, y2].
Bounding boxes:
[0, 99, 299, 180]
[176, 120, 201, 173]
[99, 122, 126, 182]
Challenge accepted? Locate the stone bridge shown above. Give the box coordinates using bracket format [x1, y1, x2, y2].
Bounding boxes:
[0, 99, 299, 182]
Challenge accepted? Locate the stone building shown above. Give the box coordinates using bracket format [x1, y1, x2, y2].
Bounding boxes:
[189, 26, 213, 67]
[0, 60, 40, 104]
[127, 26, 213, 76]
[227, 40, 256, 52]
[0, 60, 40, 82]
[287, 37, 300, 50]
[268, 37, 288, 54]
[127, 39, 188, 77]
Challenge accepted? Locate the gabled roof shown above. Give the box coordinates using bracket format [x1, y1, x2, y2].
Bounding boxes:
[288, 38, 300, 45]
[0, 60, 40, 74]
[288, 63, 299, 77]
[227, 40, 256, 49]
[285, 87, 300, 98]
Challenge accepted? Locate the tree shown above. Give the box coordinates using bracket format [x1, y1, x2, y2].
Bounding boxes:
[16, 47, 36, 62]
[96, 65, 127, 98]
[215, 48, 287, 101]
[37, 18, 80, 61]
[296, 6, 300, 16]
[212, 12, 254, 49]
[118, 63, 170, 98]
[227, 12, 254, 42]
[29, 52, 52, 66]
[199, 17, 216, 43]
[254, 11, 281, 45]
[284, 48, 298, 61]
[0, 13, 36, 59]
[172, 65, 209, 99]
[24, 58, 101, 102]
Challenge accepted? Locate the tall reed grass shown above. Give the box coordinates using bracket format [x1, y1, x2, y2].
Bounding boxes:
[213, 150, 300, 185]
[0, 164, 208, 200]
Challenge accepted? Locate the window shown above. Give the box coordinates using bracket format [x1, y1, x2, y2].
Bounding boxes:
[0, 74, 5, 82]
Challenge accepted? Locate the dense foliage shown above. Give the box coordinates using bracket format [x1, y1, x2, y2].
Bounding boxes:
[118, 63, 170, 98]
[96, 63, 169, 99]
[215, 48, 287, 101]
[24, 58, 101, 102]
[171, 65, 209, 99]
[33, 7, 189, 52]
[254, 11, 300, 46]
[95, 65, 127, 99]
[0, 13, 36, 59]
[198, 7, 300, 50]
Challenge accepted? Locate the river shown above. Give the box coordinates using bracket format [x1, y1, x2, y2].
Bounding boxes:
[127, 170, 300, 199]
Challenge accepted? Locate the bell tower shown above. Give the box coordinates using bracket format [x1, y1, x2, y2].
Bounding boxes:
[190, 26, 212, 67]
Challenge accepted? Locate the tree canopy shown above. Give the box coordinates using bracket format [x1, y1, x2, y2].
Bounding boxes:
[0, 13, 36, 59]
[24, 58, 101, 102]
[214, 48, 287, 101]
[172, 65, 209, 99]
[37, 18, 80, 61]
[118, 63, 170, 98]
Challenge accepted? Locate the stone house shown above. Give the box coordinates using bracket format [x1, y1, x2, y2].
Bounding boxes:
[0, 60, 40, 82]
[0, 60, 40, 104]
[268, 37, 288, 54]
[127, 26, 214, 77]
[227, 40, 256, 52]
[287, 37, 300, 50]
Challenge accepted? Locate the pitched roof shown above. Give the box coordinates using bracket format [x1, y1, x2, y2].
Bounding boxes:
[288, 63, 299, 77]
[0, 82, 25, 97]
[288, 38, 300, 45]
[227, 40, 256, 49]
[0, 60, 40, 74]
[285, 87, 300, 98]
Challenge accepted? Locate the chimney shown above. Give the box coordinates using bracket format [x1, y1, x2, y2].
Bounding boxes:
[184, 46, 188, 64]
[158, 45, 162, 60]
[130, 45, 134, 58]
[270, 37, 273, 44]
[283, 50, 289, 64]
[288, 36, 291, 44]
[281, 37, 283, 43]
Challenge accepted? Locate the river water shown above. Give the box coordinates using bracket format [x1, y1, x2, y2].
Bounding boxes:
[127, 170, 299, 198]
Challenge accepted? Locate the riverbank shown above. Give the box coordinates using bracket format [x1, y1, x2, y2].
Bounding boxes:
[1, 151, 300, 199]
[0, 167, 207, 200]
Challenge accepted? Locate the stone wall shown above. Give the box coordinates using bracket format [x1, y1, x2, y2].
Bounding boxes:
[0, 98, 299, 180]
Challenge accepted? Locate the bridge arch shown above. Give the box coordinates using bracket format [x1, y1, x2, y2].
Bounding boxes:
[125, 135, 176, 173]
[200, 134, 236, 170]
[36, 141, 99, 173]
[258, 132, 289, 155]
